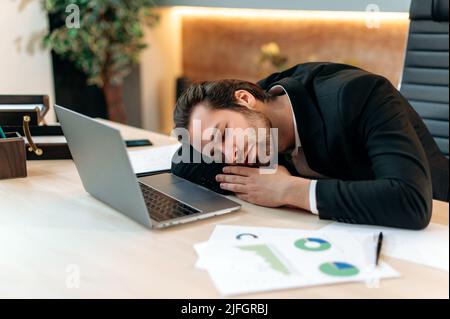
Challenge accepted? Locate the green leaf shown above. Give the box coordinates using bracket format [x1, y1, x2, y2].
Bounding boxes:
[41, 0, 159, 88]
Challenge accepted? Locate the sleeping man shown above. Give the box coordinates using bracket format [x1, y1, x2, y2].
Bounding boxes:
[171, 62, 449, 230]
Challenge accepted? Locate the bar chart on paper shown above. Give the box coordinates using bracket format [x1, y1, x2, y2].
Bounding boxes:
[239, 244, 291, 275]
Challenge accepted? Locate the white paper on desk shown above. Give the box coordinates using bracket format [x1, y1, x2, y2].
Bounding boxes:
[128, 143, 181, 174]
[194, 232, 400, 296]
[25, 136, 67, 144]
[0, 104, 45, 111]
[209, 224, 304, 242]
[207, 225, 388, 268]
[320, 222, 449, 271]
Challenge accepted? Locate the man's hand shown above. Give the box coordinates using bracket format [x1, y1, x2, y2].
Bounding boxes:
[216, 165, 312, 211]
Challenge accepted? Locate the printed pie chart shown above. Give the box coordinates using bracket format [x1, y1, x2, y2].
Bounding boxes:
[294, 238, 331, 251]
[319, 262, 360, 277]
[236, 233, 258, 240]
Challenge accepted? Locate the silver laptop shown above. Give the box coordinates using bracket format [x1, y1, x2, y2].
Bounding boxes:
[54, 105, 241, 229]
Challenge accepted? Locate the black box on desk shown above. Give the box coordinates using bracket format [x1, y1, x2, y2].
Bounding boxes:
[0, 132, 27, 180]
[0, 95, 71, 160]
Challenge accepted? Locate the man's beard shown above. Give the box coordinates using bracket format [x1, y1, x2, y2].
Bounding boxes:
[243, 111, 274, 166]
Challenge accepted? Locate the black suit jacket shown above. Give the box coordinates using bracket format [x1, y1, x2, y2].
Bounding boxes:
[172, 63, 449, 230]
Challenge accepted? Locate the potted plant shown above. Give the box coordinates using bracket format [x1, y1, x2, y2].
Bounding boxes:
[43, 0, 159, 123]
[257, 42, 288, 78]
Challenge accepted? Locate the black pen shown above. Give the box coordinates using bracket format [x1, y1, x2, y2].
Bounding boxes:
[375, 232, 383, 266]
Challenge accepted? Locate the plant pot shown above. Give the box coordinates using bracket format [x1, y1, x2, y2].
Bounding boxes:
[103, 83, 127, 124]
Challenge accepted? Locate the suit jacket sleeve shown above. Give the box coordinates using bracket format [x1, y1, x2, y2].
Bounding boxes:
[171, 144, 231, 195]
[316, 75, 433, 230]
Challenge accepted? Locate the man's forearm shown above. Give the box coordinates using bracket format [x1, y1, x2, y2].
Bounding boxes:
[282, 176, 312, 212]
[315, 179, 432, 229]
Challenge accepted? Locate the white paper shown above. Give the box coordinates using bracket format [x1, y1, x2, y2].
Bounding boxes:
[210, 224, 306, 242]
[128, 143, 181, 174]
[0, 104, 44, 111]
[196, 225, 400, 296]
[25, 136, 67, 144]
[320, 222, 449, 271]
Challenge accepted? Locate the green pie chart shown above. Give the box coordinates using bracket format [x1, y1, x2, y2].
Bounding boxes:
[319, 262, 360, 277]
[294, 238, 331, 252]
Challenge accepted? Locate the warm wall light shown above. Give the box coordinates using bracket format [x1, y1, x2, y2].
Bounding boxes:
[171, 6, 409, 21]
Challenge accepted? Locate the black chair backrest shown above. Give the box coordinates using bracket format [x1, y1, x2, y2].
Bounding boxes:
[400, 0, 449, 156]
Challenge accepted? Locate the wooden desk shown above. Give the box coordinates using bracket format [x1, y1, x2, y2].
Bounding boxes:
[0, 121, 448, 298]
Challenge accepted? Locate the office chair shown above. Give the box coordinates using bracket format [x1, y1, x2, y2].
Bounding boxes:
[400, 0, 449, 157]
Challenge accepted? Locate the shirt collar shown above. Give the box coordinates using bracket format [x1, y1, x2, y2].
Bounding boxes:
[270, 85, 301, 156]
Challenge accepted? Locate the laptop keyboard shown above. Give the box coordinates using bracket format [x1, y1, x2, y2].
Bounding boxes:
[139, 183, 202, 222]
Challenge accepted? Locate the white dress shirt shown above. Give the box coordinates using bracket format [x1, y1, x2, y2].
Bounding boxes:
[271, 85, 320, 215]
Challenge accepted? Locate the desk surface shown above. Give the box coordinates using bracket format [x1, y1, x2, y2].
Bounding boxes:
[0, 121, 448, 298]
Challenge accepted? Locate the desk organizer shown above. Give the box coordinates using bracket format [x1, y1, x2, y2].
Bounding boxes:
[0, 132, 27, 180]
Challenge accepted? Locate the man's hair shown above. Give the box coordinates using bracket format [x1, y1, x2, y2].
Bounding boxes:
[173, 79, 270, 129]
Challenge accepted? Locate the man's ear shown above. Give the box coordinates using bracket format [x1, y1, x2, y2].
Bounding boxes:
[234, 90, 257, 110]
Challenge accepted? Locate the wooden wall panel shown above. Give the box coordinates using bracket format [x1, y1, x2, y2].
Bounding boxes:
[182, 15, 409, 86]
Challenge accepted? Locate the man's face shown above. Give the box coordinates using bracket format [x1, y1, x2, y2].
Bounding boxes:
[188, 103, 272, 165]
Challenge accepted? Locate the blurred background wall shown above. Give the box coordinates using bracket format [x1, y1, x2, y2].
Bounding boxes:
[144, 5, 410, 134]
[181, 12, 408, 85]
[0, 0, 412, 134]
[0, 0, 55, 122]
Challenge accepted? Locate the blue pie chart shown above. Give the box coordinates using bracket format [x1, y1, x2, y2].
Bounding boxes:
[319, 262, 360, 277]
[294, 237, 332, 251]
